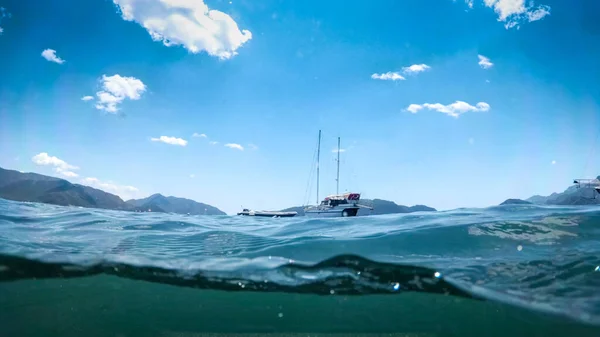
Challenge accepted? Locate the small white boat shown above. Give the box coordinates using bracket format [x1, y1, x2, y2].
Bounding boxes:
[237, 208, 297, 217]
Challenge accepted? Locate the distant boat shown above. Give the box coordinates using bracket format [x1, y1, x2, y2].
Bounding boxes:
[237, 208, 297, 218]
[303, 130, 372, 217]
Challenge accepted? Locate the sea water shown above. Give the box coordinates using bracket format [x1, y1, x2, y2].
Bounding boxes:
[0, 198, 599, 337]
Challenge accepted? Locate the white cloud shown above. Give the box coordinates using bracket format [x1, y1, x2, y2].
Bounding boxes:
[192, 133, 207, 138]
[527, 6, 551, 22]
[247, 143, 258, 151]
[478, 55, 493, 69]
[406, 101, 490, 118]
[112, 0, 252, 59]
[209, 141, 219, 145]
[151, 136, 188, 146]
[371, 72, 405, 81]
[551, 160, 556, 165]
[80, 177, 139, 200]
[55, 167, 79, 178]
[94, 74, 146, 113]
[406, 104, 424, 114]
[32, 152, 80, 179]
[41, 49, 65, 64]
[224, 143, 244, 150]
[0, 8, 10, 35]
[469, 137, 475, 145]
[478, 0, 551, 29]
[189, 174, 195, 178]
[32, 152, 79, 171]
[81, 96, 94, 101]
[402, 64, 431, 75]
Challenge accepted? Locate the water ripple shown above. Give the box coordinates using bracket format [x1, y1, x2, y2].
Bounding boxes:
[0, 198, 599, 326]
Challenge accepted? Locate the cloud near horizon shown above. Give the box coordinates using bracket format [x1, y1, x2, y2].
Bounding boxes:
[151, 136, 188, 146]
[112, 0, 252, 59]
[406, 101, 490, 118]
[32, 152, 78, 170]
[80, 177, 139, 200]
[31, 152, 79, 178]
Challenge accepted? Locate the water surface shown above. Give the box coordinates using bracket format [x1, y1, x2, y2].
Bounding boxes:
[1, 198, 599, 336]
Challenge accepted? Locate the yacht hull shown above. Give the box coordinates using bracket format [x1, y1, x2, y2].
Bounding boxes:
[304, 207, 359, 218]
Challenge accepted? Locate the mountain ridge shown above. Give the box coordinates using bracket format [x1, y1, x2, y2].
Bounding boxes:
[0, 167, 226, 215]
[126, 193, 226, 215]
[499, 198, 532, 205]
[525, 176, 600, 206]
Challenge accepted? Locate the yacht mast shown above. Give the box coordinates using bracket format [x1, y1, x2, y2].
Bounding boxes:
[316, 130, 321, 204]
[336, 137, 340, 195]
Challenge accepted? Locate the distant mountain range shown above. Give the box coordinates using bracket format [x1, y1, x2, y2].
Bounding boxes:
[0, 167, 226, 215]
[527, 177, 600, 206]
[499, 198, 532, 205]
[22, 165, 600, 215]
[281, 198, 436, 216]
[126, 193, 225, 215]
[503, 176, 600, 206]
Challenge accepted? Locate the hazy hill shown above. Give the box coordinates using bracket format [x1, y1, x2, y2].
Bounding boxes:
[360, 199, 436, 215]
[526, 177, 600, 206]
[499, 198, 532, 205]
[126, 193, 226, 215]
[0, 167, 130, 210]
[0, 167, 225, 215]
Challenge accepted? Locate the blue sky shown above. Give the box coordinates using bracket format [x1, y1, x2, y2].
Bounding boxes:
[1, 0, 599, 214]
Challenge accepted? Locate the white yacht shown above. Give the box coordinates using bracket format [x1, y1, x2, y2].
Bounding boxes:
[304, 130, 372, 217]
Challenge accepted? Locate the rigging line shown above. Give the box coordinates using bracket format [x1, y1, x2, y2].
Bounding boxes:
[582, 129, 600, 179]
[303, 150, 316, 206]
[303, 135, 319, 206]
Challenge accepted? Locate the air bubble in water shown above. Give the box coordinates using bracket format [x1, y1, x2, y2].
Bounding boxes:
[278, 313, 283, 318]
[517, 245, 523, 251]
[393, 283, 400, 291]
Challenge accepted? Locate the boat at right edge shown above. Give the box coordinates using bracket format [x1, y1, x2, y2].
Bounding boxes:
[304, 130, 373, 217]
